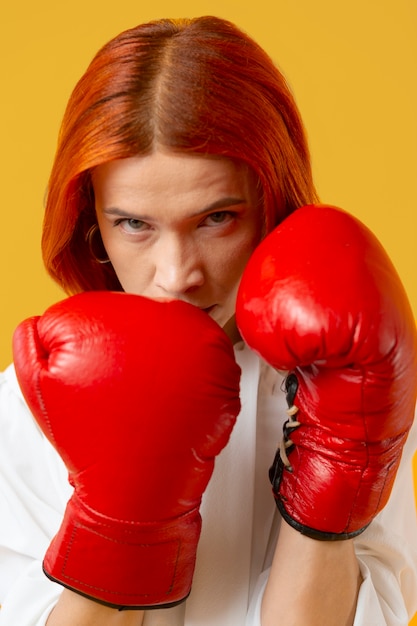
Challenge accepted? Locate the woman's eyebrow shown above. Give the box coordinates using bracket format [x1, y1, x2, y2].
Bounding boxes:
[102, 197, 246, 221]
[198, 197, 246, 214]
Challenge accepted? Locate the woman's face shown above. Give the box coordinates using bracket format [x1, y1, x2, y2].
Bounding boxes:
[93, 150, 262, 330]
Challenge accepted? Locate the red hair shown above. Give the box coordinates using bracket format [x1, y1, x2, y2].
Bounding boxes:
[42, 16, 319, 293]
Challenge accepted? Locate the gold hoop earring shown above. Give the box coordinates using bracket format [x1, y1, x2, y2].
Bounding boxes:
[86, 224, 111, 264]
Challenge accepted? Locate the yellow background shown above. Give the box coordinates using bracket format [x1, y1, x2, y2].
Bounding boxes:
[1, 1, 417, 622]
[1, 0, 416, 366]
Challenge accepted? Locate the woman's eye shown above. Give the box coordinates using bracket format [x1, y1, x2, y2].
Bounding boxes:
[116, 218, 148, 232]
[203, 211, 234, 226]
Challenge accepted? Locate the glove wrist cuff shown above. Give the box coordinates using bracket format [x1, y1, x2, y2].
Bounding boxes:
[44, 495, 201, 609]
[275, 498, 369, 541]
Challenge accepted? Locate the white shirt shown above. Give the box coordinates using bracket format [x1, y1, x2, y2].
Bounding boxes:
[0, 344, 416, 626]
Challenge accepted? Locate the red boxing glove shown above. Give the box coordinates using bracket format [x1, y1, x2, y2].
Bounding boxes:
[236, 204, 417, 540]
[13, 292, 241, 608]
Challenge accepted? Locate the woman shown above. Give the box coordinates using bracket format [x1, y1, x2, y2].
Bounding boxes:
[1, 16, 416, 626]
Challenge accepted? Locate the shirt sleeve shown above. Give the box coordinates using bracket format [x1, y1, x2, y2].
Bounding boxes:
[353, 410, 417, 625]
[0, 365, 70, 625]
[246, 406, 417, 626]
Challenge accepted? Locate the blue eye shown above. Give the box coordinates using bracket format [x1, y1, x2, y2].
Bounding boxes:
[116, 218, 148, 232]
[126, 219, 144, 229]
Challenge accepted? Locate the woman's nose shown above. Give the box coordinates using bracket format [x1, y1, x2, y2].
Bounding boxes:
[153, 236, 205, 296]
